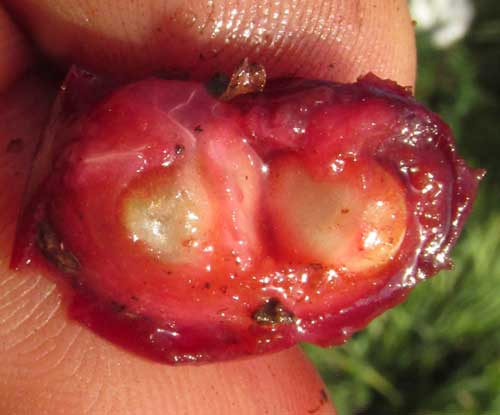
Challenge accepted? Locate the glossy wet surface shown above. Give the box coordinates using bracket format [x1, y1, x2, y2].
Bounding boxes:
[12, 68, 482, 363]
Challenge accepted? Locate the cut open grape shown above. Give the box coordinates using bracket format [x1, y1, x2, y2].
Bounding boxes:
[11, 67, 483, 364]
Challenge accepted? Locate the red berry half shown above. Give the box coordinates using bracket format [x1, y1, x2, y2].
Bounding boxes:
[12, 68, 483, 364]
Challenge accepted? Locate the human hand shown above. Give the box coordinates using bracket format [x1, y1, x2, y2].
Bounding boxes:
[0, 1, 415, 413]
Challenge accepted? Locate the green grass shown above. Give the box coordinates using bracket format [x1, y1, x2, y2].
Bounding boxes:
[306, 2, 500, 413]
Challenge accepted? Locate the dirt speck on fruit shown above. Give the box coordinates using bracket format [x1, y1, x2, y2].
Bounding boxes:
[252, 298, 295, 325]
[36, 221, 80, 274]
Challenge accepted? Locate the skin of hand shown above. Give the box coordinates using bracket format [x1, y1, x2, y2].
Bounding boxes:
[0, 1, 416, 414]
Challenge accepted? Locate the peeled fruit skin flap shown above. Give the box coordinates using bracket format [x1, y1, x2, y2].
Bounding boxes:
[12, 68, 482, 364]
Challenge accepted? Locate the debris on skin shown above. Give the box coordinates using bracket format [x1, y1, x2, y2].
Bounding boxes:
[207, 58, 267, 101]
[220, 58, 266, 100]
[252, 298, 295, 325]
[36, 221, 80, 274]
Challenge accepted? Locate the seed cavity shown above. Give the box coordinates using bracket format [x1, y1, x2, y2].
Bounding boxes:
[36, 221, 80, 274]
[123, 161, 214, 264]
[252, 298, 295, 325]
[267, 156, 407, 272]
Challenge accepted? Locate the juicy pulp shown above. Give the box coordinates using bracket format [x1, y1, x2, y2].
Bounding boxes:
[12, 68, 482, 364]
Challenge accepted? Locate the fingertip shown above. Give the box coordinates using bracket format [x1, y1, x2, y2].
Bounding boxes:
[5, 0, 415, 86]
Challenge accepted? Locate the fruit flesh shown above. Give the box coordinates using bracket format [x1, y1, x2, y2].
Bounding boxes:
[12, 68, 482, 364]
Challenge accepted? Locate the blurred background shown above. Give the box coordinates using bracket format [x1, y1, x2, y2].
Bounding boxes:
[305, 0, 500, 413]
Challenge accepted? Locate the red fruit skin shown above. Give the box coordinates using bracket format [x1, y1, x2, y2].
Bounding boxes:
[12, 68, 483, 364]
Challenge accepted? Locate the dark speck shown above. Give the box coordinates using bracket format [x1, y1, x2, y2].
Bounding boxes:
[252, 298, 295, 325]
[6, 138, 24, 154]
[110, 301, 126, 313]
[206, 72, 230, 97]
[175, 144, 185, 155]
[341, 208, 350, 214]
[194, 125, 203, 133]
[36, 221, 80, 274]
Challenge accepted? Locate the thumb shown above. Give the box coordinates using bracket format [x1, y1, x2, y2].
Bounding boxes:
[4, 0, 415, 85]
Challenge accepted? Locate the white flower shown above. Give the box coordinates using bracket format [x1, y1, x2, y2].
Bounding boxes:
[410, 0, 475, 48]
